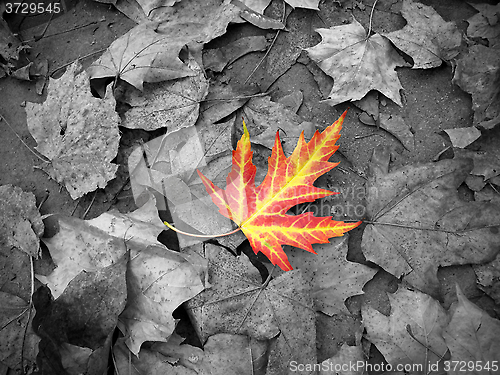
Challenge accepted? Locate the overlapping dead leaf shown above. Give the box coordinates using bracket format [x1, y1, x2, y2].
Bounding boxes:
[3, 0, 500, 373]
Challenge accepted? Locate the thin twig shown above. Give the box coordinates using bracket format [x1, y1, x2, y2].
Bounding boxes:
[363, 220, 500, 233]
[34, 11, 55, 41]
[70, 198, 81, 216]
[244, 1, 287, 84]
[50, 48, 106, 76]
[0, 114, 51, 163]
[21, 256, 35, 372]
[82, 191, 97, 219]
[24, 21, 100, 43]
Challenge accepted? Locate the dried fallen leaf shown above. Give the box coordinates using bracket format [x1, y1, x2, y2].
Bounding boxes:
[242, 95, 316, 155]
[33, 259, 127, 374]
[362, 287, 449, 374]
[36, 195, 166, 298]
[26, 61, 120, 200]
[319, 343, 365, 375]
[121, 56, 209, 132]
[382, 0, 462, 69]
[237, 0, 319, 13]
[126, 124, 243, 249]
[184, 243, 317, 375]
[361, 146, 500, 297]
[88, 23, 196, 92]
[0, 19, 24, 77]
[466, 3, 500, 48]
[203, 35, 268, 72]
[306, 16, 405, 106]
[452, 45, 500, 129]
[443, 126, 481, 148]
[118, 245, 207, 355]
[473, 253, 500, 305]
[0, 185, 42, 371]
[285, 235, 377, 316]
[361, 113, 415, 151]
[197, 111, 360, 271]
[0, 236, 39, 372]
[0, 184, 44, 257]
[443, 285, 500, 374]
[454, 149, 500, 192]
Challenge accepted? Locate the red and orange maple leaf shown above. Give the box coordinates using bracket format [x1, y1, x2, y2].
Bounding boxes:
[197, 111, 360, 271]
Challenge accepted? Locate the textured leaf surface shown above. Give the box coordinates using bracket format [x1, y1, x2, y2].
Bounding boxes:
[443, 285, 500, 374]
[242, 95, 316, 156]
[198, 111, 360, 271]
[37, 195, 166, 299]
[0, 184, 44, 257]
[26, 61, 120, 199]
[306, 17, 405, 106]
[284, 235, 377, 315]
[361, 147, 500, 297]
[382, 0, 461, 69]
[184, 243, 316, 374]
[466, 3, 500, 48]
[362, 287, 449, 374]
[121, 56, 208, 132]
[0, 244, 39, 372]
[320, 343, 365, 375]
[88, 23, 196, 91]
[452, 45, 500, 129]
[239, 0, 319, 14]
[118, 245, 207, 355]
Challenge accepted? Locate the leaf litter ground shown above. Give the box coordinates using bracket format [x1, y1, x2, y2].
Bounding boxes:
[1, 0, 500, 374]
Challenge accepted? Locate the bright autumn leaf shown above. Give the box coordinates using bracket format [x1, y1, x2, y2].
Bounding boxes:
[196, 111, 361, 271]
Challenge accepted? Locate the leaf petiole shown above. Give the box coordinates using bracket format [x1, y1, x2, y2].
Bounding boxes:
[163, 221, 241, 238]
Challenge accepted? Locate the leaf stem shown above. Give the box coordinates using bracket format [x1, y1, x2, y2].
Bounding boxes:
[367, 0, 378, 37]
[163, 221, 241, 238]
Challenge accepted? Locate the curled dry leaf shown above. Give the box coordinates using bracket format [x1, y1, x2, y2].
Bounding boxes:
[361, 146, 500, 297]
[26, 61, 120, 200]
[88, 23, 196, 92]
[118, 245, 207, 355]
[362, 287, 449, 374]
[452, 45, 500, 129]
[382, 0, 462, 69]
[306, 16, 405, 106]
